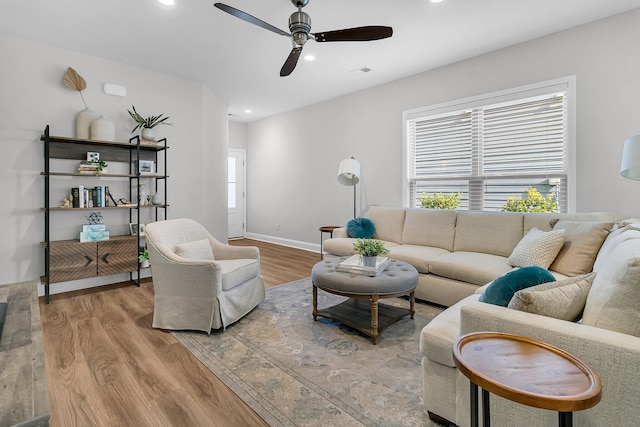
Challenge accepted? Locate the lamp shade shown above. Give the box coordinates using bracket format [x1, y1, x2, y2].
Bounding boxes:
[621, 135, 640, 180]
[337, 158, 360, 186]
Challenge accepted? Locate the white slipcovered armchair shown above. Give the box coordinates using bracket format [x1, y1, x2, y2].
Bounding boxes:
[144, 218, 265, 333]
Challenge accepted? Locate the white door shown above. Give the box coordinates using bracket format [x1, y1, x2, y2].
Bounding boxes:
[228, 149, 246, 239]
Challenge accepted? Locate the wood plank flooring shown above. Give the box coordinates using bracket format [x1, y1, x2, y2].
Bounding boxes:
[39, 239, 319, 427]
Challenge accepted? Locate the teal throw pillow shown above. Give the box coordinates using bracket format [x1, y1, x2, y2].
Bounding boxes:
[347, 217, 376, 238]
[479, 266, 556, 307]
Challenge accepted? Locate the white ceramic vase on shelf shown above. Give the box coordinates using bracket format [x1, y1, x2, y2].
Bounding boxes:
[76, 108, 100, 139]
[141, 128, 156, 142]
[90, 115, 116, 141]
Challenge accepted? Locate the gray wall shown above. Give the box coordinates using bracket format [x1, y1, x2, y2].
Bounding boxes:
[245, 9, 640, 249]
[0, 33, 228, 294]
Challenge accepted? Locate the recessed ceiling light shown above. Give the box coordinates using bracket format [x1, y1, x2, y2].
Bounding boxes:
[430, 0, 443, 3]
[158, 0, 175, 5]
[244, 109, 252, 114]
[304, 54, 315, 61]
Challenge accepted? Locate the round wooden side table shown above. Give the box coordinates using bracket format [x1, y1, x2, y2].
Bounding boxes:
[453, 332, 601, 427]
[319, 225, 341, 260]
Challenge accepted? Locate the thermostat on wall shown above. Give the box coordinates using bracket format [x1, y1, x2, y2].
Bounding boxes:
[103, 83, 126, 97]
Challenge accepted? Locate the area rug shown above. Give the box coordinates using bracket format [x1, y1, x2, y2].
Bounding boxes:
[172, 278, 444, 427]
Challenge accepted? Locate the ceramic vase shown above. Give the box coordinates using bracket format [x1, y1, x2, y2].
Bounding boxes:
[152, 193, 163, 205]
[90, 115, 116, 141]
[141, 128, 156, 142]
[76, 108, 100, 139]
[141, 259, 150, 268]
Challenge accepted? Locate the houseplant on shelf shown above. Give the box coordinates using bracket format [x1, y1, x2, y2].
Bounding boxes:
[352, 238, 390, 267]
[127, 105, 172, 142]
[138, 247, 150, 268]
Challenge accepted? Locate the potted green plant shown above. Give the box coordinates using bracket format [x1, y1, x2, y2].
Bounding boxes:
[138, 247, 150, 268]
[127, 105, 172, 142]
[352, 238, 389, 267]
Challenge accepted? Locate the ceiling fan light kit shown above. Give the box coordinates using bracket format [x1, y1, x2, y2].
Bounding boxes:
[214, 1, 393, 77]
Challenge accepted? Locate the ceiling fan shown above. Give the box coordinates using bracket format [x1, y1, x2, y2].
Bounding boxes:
[214, 0, 393, 77]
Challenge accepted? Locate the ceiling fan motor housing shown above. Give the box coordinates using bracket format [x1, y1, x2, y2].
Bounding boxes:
[289, 11, 311, 45]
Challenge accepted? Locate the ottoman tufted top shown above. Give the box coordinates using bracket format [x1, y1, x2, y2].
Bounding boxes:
[311, 257, 418, 296]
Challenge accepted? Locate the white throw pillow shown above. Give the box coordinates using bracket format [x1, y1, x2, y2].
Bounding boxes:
[592, 224, 640, 272]
[174, 239, 215, 260]
[508, 228, 565, 269]
[507, 273, 595, 321]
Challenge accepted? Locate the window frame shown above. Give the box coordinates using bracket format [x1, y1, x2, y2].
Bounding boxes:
[402, 76, 576, 212]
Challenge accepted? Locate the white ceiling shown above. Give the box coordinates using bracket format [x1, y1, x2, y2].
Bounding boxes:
[2, 0, 640, 122]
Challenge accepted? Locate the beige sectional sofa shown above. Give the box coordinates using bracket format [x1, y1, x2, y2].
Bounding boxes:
[323, 206, 616, 307]
[421, 222, 640, 427]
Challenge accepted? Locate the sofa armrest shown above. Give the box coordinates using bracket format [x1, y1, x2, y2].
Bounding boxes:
[333, 227, 348, 238]
[459, 302, 640, 426]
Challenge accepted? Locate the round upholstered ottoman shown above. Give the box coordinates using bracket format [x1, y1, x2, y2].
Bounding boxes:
[311, 257, 418, 344]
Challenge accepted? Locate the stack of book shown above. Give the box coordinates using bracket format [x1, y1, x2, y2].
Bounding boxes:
[80, 224, 109, 242]
[336, 255, 391, 277]
[77, 161, 107, 174]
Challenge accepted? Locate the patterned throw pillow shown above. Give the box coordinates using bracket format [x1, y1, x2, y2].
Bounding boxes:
[174, 239, 215, 260]
[479, 266, 556, 307]
[346, 217, 376, 238]
[508, 273, 596, 321]
[508, 228, 565, 269]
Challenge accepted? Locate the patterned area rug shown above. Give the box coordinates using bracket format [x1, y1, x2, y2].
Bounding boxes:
[172, 278, 444, 427]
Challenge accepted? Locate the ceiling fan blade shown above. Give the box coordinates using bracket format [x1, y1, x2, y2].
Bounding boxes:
[313, 26, 393, 42]
[280, 47, 303, 77]
[214, 3, 290, 38]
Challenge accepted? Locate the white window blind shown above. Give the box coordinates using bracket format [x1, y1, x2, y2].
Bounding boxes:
[405, 80, 571, 212]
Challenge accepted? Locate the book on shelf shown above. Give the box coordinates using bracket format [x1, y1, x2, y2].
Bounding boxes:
[335, 255, 391, 277]
[71, 187, 80, 208]
[79, 230, 110, 242]
[82, 224, 106, 232]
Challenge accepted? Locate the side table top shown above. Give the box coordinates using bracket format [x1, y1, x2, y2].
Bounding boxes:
[453, 332, 602, 413]
[319, 225, 341, 232]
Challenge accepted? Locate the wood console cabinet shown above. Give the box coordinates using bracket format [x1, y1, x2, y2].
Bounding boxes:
[41, 125, 168, 303]
[48, 237, 138, 283]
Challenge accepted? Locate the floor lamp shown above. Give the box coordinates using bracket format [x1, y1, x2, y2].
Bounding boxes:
[337, 157, 361, 218]
[621, 135, 640, 180]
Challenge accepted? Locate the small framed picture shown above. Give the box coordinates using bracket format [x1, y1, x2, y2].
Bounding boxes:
[138, 160, 155, 174]
[129, 223, 146, 236]
[87, 152, 100, 162]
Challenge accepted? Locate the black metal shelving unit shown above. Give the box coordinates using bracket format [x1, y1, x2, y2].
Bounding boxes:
[41, 125, 169, 303]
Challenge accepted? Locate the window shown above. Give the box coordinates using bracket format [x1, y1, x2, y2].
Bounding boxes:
[404, 78, 575, 212]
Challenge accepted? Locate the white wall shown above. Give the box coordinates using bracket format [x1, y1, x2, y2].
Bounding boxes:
[246, 9, 640, 248]
[229, 121, 248, 149]
[0, 33, 228, 292]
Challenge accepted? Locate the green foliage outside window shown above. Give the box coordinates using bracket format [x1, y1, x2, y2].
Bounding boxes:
[501, 188, 558, 213]
[417, 192, 462, 209]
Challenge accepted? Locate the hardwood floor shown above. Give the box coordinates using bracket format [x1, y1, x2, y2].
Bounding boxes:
[39, 239, 319, 427]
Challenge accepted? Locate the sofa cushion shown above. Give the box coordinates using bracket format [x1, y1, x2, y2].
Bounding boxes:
[454, 211, 524, 257]
[507, 273, 595, 321]
[420, 294, 480, 367]
[523, 213, 561, 233]
[508, 228, 566, 269]
[366, 206, 406, 244]
[174, 238, 214, 260]
[593, 224, 640, 272]
[428, 251, 513, 286]
[346, 217, 375, 238]
[549, 221, 614, 276]
[323, 238, 398, 257]
[402, 209, 457, 251]
[479, 266, 556, 306]
[387, 245, 450, 274]
[582, 239, 640, 336]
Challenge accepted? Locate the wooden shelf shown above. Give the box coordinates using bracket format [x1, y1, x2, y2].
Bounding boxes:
[43, 204, 168, 211]
[41, 171, 167, 179]
[41, 134, 168, 151]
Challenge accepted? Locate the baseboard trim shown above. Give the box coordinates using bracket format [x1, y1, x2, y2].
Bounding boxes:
[37, 269, 152, 297]
[245, 232, 320, 254]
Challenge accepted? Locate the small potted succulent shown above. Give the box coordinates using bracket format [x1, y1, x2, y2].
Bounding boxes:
[127, 105, 172, 142]
[352, 238, 389, 267]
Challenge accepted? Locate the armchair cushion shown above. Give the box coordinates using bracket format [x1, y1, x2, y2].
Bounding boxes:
[220, 259, 260, 291]
[174, 238, 215, 260]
